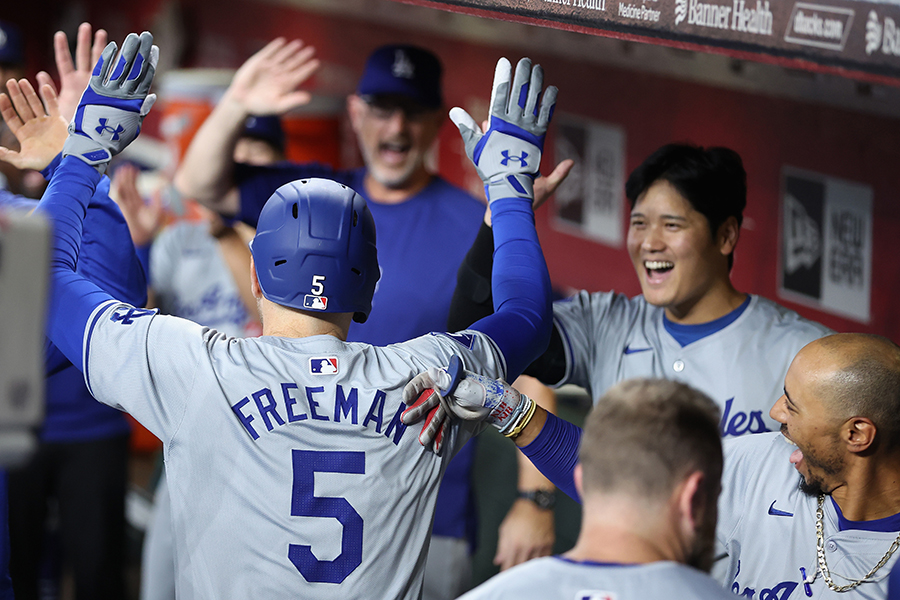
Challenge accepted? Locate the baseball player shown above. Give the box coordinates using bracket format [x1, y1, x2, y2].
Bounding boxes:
[448, 143, 833, 438]
[36, 31, 555, 600]
[404, 332, 900, 599]
[0, 25, 145, 598]
[173, 39, 570, 593]
[452, 379, 736, 600]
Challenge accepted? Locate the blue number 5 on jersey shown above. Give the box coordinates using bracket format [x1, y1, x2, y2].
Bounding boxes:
[289, 450, 365, 583]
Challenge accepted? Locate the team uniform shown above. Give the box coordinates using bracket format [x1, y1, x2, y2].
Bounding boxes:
[515, 418, 900, 600]
[39, 154, 549, 599]
[150, 220, 261, 338]
[85, 304, 494, 600]
[552, 291, 833, 435]
[457, 556, 737, 600]
[236, 162, 486, 592]
[142, 219, 262, 600]
[716, 432, 900, 599]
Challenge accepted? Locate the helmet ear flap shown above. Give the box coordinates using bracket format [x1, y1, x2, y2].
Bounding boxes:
[250, 178, 380, 320]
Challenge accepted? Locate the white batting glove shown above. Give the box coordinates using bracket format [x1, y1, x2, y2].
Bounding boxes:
[402, 357, 535, 454]
[62, 31, 158, 173]
[450, 57, 557, 204]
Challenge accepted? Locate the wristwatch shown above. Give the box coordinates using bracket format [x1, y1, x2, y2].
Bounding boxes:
[517, 490, 556, 510]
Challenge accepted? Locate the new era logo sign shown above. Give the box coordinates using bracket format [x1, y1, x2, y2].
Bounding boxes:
[310, 357, 338, 375]
[303, 295, 328, 311]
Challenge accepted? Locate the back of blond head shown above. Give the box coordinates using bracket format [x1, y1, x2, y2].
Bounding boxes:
[578, 379, 723, 502]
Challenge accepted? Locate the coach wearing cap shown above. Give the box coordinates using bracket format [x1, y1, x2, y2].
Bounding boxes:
[174, 41, 562, 598]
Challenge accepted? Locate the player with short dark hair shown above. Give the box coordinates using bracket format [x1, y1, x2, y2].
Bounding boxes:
[447, 141, 831, 440]
[624, 143, 746, 270]
[405, 332, 900, 598]
[34, 31, 556, 599]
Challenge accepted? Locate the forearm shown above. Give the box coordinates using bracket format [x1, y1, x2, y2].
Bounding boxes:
[516, 410, 581, 502]
[173, 93, 247, 211]
[471, 197, 552, 381]
[515, 378, 557, 493]
[35, 157, 116, 369]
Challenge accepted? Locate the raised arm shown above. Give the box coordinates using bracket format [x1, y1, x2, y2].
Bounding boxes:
[172, 38, 318, 214]
[449, 57, 556, 380]
[37, 31, 158, 367]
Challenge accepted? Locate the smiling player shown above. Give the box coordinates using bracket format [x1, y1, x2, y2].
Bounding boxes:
[449, 143, 832, 438]
[407, 333, 900, 598]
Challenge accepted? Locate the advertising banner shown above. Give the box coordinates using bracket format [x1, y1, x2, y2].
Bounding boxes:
[780, 167, 873, 322]
[414, 0, 900, 83]
[552, 115, 627, 247]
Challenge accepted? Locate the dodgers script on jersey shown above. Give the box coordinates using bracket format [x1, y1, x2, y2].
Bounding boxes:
[553, 293, 832, 434]
[81, 301, 501, 600]
[715, 433, 899, 599]
[458, 556, 737, 600]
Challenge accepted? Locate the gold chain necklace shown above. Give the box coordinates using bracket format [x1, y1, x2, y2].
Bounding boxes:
[813, 493, 900, 592]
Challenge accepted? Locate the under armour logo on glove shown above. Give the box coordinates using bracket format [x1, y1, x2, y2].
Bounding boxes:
[95, 118, 125, 140]
[500, 150, 528, 167]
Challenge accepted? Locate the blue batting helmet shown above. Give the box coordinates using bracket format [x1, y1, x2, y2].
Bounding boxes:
[250, 178, 380, 323]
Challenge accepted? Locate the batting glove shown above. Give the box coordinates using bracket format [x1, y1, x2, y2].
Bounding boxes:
[450, 57, 557, 204]
[62, 31, 158, 173]
[402, 356, 535, 453]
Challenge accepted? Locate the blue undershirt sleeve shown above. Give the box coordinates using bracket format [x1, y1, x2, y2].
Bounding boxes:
[520, 412, 582, 502]
[468, 197, 552, 381]
[35, 157, 117, 371]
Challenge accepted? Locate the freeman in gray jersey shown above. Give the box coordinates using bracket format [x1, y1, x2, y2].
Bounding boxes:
[31, 33, 556, 600]
[418, 333, 900, 599]
[451, 379, 735, 600]
[448, 143, 832, 436]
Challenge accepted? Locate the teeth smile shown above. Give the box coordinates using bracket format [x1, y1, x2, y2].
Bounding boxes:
[645, 261, 674, 270]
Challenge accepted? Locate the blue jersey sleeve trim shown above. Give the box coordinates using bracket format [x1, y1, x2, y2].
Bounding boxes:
[520, 412, 582, 502]
[468, 197, 551, 380]
[83, 300, 118, 395]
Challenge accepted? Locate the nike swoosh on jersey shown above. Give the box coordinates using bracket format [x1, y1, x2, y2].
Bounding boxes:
[623, 345, 653, 355]
[768, 500, 794, 517]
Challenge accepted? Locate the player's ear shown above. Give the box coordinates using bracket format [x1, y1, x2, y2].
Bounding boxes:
[676, 470, 706, 533]
[717, 216, 740, 257]
[843, 416, 877, 454]
[249, 256, 262, 300]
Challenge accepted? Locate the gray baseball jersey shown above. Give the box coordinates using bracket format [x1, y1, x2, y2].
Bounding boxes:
[553, 293, 832, 433]
[715, 432, 899, 599]
[150, 221, 258, 338]
[458, 556, 737, 600]
[81, 300, 499, 600]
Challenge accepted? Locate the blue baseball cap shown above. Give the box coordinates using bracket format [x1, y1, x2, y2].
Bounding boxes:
[242, 115, 285, 153]
[0, 21, 24, 66]
[356, 45, 443, 109]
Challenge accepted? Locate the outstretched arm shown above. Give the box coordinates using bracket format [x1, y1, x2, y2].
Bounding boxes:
[37, 32, 158, 367]
[173, 38, 318, 213]
[451, 57, 556, 380]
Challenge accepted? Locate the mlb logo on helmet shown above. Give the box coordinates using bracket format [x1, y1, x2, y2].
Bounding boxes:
[310, 357, 338, 375]
[303, 295, 328, 311]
